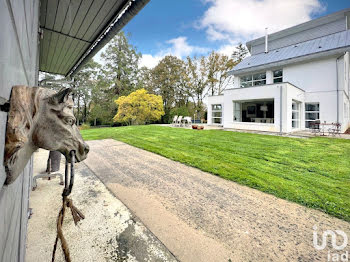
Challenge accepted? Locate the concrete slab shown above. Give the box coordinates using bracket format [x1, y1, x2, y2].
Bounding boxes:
[26, 149, 176, 262]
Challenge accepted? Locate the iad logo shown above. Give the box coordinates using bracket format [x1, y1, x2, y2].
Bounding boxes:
[313, 225, 348, 261]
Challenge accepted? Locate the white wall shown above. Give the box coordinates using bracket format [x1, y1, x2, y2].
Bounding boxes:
[284, 57, 337, 93]
[342, 96, 350, 131]
[0, 1, 39, 261]
[223, 84, 281, 132]
[342, 52, 350, 131]
[284, 56, 349, 130]
[207, 83, 304, 133]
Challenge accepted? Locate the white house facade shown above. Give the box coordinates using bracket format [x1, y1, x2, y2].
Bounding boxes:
[208, 8, 350, 133]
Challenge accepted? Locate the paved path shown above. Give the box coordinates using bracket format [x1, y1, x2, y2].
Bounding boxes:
[85, 139, 350, 262]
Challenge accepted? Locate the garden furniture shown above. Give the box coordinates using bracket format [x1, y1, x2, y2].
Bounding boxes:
[172, 115, 178, 126]
[176, 116, 183, 126]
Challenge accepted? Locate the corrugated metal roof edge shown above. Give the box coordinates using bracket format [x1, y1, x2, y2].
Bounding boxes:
[230, 46, 350, 75]
[67, 0, 150, 77]
[246, 7, 350, 48]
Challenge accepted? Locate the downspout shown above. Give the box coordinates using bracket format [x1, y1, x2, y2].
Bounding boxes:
[336, 53, 345, 123]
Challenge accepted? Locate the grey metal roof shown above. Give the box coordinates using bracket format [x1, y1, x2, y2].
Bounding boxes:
[39, 0, 149, 76]
[246, 7, 350, 50]
[232, 30, 350, 73]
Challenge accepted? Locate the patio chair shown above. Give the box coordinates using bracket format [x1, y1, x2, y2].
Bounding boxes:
[328, 122, 341, 136]
[176, 116, 183, 126]
[172, 115, 178, 126]
[184, 116, 192, 126]
[310, 119, 321, 135]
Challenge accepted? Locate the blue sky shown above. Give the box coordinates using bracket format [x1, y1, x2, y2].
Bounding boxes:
[96, 0, 350, 68]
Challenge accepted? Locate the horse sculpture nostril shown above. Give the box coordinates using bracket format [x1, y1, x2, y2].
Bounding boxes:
[84, 144, 90, 154]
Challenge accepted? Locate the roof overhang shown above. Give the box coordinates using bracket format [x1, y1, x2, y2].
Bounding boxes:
[39, 0, 149, 76]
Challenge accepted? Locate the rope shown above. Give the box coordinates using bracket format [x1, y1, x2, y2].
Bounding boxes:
[52, 152, 85, 262]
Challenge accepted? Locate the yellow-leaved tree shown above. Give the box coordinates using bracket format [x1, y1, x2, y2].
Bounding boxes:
[113, 89, 165, 125]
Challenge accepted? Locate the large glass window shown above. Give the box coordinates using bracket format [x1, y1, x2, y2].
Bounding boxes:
[240, 75, 253, 88]
[292, 101, 301, 129]
[233, 100, 274, 123]
[233, 102, 241, 122]
[305, 103, 320, 128]
[212, 104, 222, 124]
[240, 73, 266, 87]
[273, 69, 283, 83]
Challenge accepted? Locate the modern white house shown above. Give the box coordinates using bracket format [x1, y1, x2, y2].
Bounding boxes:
[208, 8, 350, 133]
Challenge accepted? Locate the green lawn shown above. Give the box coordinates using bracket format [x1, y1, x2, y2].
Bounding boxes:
[81, 125, 350, 221]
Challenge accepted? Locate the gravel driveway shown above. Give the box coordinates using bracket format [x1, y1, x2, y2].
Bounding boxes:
[85, 139, 350, 262]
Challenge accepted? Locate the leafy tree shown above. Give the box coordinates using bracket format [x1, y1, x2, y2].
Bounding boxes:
[84, 31, 143, 125]
[87, 74, 118, 125]
[185, 56, 207, 118]
[88, 82, 117, 126]
[100, 31, 141, 96]
[232, 43, 249, 63]
[113, 89, 164, 125]
[72, 60, 100, 125]
[149, 55, 187, 122]
[206, 51, 236, 95]
[138, 66, 153, 92]
[38, 36, 250, 126]
[38, 72, 66, 90]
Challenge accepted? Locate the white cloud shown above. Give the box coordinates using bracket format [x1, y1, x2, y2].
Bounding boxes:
[199, 0, 324, 41]
[139, 54, 163, 68]
[166, 37, 210, 57]
[140, 36, 210, 68]
[217, 44, 236, 56]
[206, 25, 230, 41]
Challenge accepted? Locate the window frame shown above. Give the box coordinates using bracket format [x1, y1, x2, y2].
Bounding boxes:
[240, 72, 267, 88]
[233, 102, 241, 122]
[273, 69, 283, 83]
[292, 101, 301, 129]
[211, 104, 222, 124]
[305, 102, 320, 128]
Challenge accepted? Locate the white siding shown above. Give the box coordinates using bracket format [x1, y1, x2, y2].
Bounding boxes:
[283, 57, 337, 92]
[284, 56, 350, 131]
[342, 52, 350, 131]
[0, 1, 39, 261]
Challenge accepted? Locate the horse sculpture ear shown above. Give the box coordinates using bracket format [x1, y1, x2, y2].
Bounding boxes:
[49, 88, 73, 105]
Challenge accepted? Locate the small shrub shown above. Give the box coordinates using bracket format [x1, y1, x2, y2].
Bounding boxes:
[80, 123, 91, 130]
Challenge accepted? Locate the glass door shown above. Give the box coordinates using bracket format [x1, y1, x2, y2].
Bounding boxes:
[292, 101, 300, 129]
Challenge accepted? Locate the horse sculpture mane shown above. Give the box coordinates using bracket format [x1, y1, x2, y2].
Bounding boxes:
[4, 85, 89, 185]
[5, 86, 42, 167]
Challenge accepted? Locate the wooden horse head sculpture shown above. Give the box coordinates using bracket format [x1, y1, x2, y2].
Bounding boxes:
[4, 85, 89, 184]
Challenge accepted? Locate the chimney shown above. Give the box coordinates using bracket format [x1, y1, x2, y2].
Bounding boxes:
[265, 27, 268, 53]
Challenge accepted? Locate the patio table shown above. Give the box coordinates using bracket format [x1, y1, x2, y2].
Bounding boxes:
[318, 122, 341, 136]
[319, 122, 333, 136]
